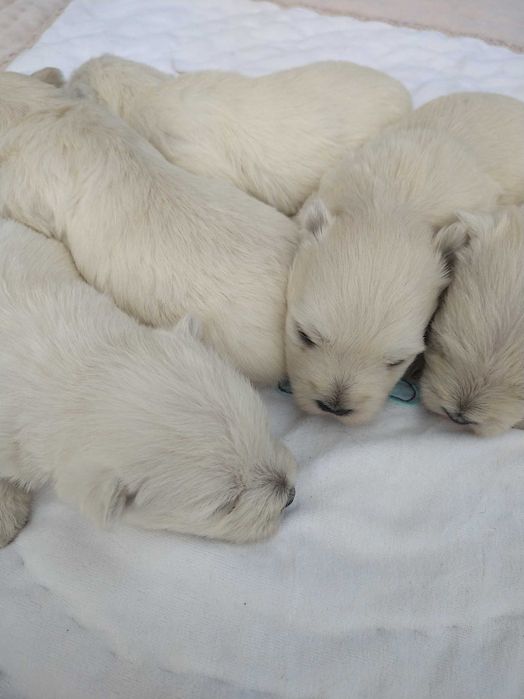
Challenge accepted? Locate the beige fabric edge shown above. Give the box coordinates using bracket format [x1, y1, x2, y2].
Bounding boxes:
[0, 0, 72, 70]
[264, 0, 524, 54]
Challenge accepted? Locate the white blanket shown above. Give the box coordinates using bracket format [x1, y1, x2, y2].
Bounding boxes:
[2, 2, 524, 697]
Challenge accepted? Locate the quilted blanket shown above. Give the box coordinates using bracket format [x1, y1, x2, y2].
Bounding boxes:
[2, 1, 524, 698]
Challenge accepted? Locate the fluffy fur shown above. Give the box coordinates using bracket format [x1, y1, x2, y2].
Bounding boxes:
[0, 219, 297, 547]
[0, 71, 299, 385]
[289, 92, 524, 424]
[421, 207, 524, 436]
[64, 55, 412, 214]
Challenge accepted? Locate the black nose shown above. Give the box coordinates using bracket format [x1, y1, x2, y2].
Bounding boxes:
[443, 407, 473, 425]
[316, 400, 352, 417]
[285, 487, 295, 508]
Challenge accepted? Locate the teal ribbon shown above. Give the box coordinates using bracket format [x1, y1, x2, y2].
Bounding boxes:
[389, 379, 419, 405]
[278, 377, 419, 405]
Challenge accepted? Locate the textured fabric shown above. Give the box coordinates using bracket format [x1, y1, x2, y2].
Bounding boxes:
[2, 1, 524, 698]
[264, 0, 524, 53]
[0, 0, 70, 69]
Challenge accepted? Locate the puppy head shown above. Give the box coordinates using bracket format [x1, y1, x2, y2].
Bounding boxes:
[120, 350, 298, 545]
[286, 198, 464, 425]
[122, 439, 297, 545]
[63, 316, 297, 543]
[421, 208, 524, 436]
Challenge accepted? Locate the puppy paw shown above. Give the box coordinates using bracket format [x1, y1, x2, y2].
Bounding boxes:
[0, 480, 31, 548]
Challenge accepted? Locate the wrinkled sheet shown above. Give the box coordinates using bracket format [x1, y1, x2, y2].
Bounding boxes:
[2, 1, 524, 697]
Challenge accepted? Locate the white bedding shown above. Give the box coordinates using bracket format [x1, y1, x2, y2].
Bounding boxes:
[2, 1, 524, 698]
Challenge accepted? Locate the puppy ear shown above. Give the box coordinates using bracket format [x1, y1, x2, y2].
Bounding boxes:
[455, 210, 496, 236]
[433, 220, 470, 259]
[175, 314, 203, 340]
[298, 197, 332, 239]
[30, 67, 64, 87]
[435, 210, 500, 259]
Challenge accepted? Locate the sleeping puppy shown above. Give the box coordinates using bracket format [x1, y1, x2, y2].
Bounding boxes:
[0, 71, 299, 386]
[63, 55, 411, 215]
[421, 207, 524, 436]
[0, 220, 296, 548]
[289, 92, 524, 424]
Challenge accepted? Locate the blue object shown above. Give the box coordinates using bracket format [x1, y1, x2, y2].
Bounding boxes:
[278, 377, 419, 405]
[389, 379, 419, 405]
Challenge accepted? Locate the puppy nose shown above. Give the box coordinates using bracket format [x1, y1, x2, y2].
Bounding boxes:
[316, 400, 352, 417]
[285, 487, 296, 508]
[443, 407, 472, 425]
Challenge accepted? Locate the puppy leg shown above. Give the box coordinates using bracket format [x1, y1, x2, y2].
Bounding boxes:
[0, 480, 31, 548]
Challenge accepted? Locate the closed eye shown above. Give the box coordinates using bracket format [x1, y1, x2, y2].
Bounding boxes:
[386, 359, 406, 368]
[297, 326, 316, 348]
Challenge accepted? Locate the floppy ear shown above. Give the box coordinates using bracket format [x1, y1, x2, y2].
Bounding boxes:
[456, 210, 498, 234]
[435, 210, 499, 259]
[55, 471, 137, 528]
[433, 220, 470, 259]
[30, 67, 64, 87]
[297, 197, 332, 239]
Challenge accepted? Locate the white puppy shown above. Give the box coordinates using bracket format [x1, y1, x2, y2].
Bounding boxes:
[0, 219, 296, 548]
[421, 207, 524, 436]
[289, 92, 524, 424]
[0, 71, 298, 386]
[64, 55, 412, 215]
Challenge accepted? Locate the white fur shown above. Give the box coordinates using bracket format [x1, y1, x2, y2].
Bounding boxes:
[0, 71, 299, 385]
[421, 207, 524, 437]
[289, 92, 524, 424]
[66, 55, 412, 214]
[0, 219, 297, 546]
